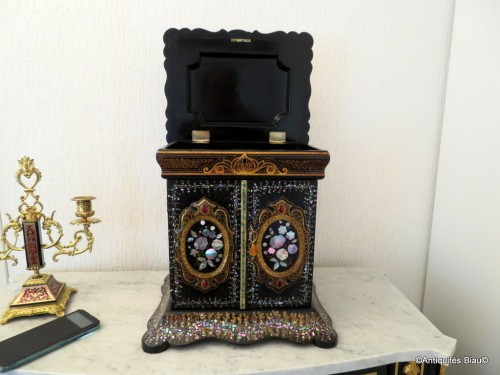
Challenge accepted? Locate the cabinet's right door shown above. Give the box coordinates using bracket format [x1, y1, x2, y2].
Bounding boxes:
[245, 180, 318, 309]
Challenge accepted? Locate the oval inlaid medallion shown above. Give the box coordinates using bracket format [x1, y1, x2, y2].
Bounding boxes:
[185, 219, 225, 273]
[261, 221, 300, 273]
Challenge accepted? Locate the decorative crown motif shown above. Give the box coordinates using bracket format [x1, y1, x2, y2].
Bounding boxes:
[203, 154, 288, 176]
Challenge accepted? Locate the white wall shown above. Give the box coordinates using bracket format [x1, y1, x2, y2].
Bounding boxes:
[423, 1, 500, 374]
[0, 0, 454, 306]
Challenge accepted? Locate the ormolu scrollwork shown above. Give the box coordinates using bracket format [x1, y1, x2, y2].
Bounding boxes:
[0, 157, 100, 323]
[403, 361, 421, 375]
[1, 158, 100, 270]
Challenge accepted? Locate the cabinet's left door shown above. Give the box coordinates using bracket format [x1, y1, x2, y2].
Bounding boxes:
[167, 179, 241, 309]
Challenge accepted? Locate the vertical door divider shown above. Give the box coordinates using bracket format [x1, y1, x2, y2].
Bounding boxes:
[239, 179, 248, 310]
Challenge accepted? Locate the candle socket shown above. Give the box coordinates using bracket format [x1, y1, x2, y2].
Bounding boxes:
[70, 196, 100, 225]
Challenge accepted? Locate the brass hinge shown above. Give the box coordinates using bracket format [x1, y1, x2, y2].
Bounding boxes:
[269, 131, 286, 144]
[192, 130, 210, 144]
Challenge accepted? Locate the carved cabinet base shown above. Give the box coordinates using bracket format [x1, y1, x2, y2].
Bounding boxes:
[142, 276, 338, 352]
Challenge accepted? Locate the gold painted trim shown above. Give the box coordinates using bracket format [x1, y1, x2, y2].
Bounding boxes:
[177, 198, 234, 293]
[440, 365, 447, 375]
[157, 149, 330, 178]
[161, 172, 327, 178]
[240, 180, 248, 309]
[202, 153, 288, 176]
[394, 362, 399, 375]
[252, 198, 308, 292]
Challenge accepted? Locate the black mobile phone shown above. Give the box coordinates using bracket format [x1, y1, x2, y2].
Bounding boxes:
[0, 309, 100, 373]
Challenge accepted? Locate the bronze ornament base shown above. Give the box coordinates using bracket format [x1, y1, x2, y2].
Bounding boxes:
[142, 276, 338, 352]
[0, 274, 77, 324]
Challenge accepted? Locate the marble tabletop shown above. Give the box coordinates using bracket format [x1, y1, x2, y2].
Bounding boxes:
[0, 267, 456, 375]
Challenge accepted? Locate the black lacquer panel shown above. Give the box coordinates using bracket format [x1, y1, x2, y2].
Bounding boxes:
[167, 179, 241, 309]
[163, 28, 313, 144]
[188, 54, 289, 126]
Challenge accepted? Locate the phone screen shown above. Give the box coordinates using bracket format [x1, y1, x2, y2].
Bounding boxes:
[0, 310, 100, 373]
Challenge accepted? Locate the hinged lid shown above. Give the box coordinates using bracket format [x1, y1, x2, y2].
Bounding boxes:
[163, 28, 314, 144]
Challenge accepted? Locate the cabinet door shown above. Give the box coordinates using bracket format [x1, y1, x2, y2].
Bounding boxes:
[167, 179, 241, 309]
[244, 180, 318, 309]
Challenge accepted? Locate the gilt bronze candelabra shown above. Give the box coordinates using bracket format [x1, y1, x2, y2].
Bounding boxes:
[0, 157, 100, 324]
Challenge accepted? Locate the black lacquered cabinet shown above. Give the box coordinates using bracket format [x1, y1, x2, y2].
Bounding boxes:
[143, 28, 337, 351]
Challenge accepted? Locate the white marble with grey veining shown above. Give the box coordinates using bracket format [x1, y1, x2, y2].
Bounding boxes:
[0, 267, 456, 375]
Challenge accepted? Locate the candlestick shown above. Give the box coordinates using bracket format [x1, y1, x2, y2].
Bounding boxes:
[0, 157, 100, 324]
